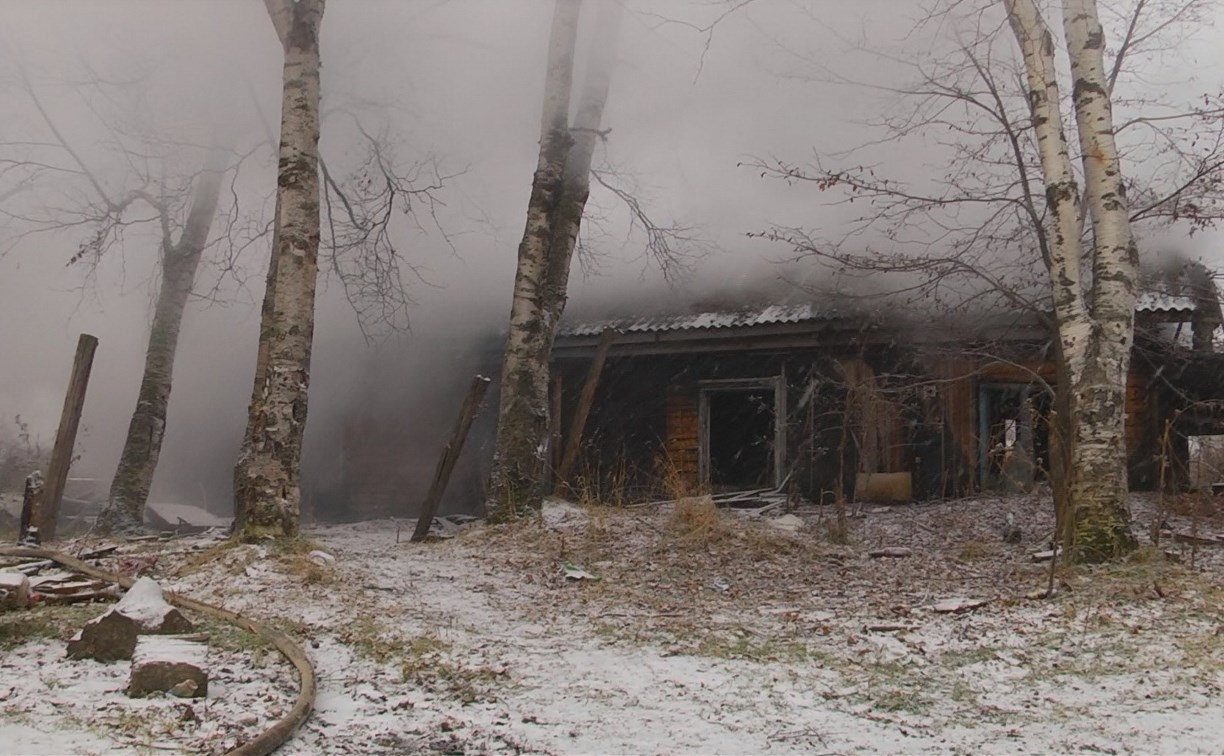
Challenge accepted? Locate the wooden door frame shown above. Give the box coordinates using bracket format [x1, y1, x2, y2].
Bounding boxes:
[698, 376, 786, 489]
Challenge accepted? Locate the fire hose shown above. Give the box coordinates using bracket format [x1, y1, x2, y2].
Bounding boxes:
[0, 546, 316, 756]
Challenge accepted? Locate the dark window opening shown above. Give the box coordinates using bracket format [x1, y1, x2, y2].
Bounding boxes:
[706, 388, 775, 490]
[980, 383, 1052, 490]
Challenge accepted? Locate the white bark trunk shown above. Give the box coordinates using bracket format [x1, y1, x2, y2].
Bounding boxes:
[233, 0, 325, 539]
[1004, 0, 1090, 380]
[1005, 0, 1137, 561]
[1062, 0, 1139, 560]
[488, 0, 624, 522]
[487, 0, 585, 522]
[99, 149, 226, 534]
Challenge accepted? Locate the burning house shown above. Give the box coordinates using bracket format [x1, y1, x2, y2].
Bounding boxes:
[549, 285, 1224, 505]
[331, 267, 1223, 520]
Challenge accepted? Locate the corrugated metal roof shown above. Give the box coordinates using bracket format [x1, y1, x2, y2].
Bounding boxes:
[1136, 292, 1196, 313]
[562, 303, 843, 336]
[562, 291, 1197, 338]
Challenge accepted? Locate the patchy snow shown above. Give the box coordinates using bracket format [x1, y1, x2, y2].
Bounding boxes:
[146, 501, 230, 528]
[132, 635, 208, 666]
[0, 636, 294, 754]
[541, 498, 588, 527]
[6, 492, 1224, 754]
[112, 576, 176, 627]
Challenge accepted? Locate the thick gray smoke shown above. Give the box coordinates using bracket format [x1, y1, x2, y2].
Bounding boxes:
[0, 1, 1220, 519]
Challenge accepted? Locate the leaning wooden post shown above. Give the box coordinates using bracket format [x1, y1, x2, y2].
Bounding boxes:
[555, 328, 616, 490]
[36, 334, 98, 541]
[410, 375, 492, 543]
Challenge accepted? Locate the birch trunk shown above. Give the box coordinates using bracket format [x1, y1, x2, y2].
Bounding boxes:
[1063, 0, 1139, 560]
[1005, 0, 1137, 561]
[233, 0, 325, 539]
[487, 0, 623, 522]
[1006, 0, 1089, 552]
[486, 0, 584, 522]
[543, 0, 622, 306]
[97, 150, 226, 534]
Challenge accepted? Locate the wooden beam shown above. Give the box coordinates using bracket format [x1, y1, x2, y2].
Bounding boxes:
[556, 329, 616, 487]
[410, 375, 492, 543]
[36, 334, 98, 541]
[549, 372, 563, 481]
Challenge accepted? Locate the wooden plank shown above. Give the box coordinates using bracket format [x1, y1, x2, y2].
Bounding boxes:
[36, 334, 98, 541]
[549, 372, 563, 480]
[556, 329, 616, 486]
[410, 375, 492, 543]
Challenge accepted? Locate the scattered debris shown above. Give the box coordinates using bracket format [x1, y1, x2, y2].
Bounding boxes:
[635, 480, 793, 511]
[307, 550, 336, 567]
[931, 597, 989, 614]
[77, 545, 119, 560]
[0, 570, 31, 609]
[118, 554, 159, 577]
[11, 559, 54, 576]
[769, 514, 804, 533]
[29, 573, 118, 604]
[868, 547, 912, 558]
[1173, 532, 1224, 546]
[562, 563, 599, 581]
[1030, 549, 1061, 562]
[1000, 513, 1023, 544]
[864, 622, 913, 633]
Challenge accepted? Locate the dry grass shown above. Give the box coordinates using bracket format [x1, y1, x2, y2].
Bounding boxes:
[0, 603, 101, 650]
[668, 495, 726, 544]
[172, 538, 250, 578]
[957, 540, 995, 562]
[287, 553, 335, 585]
[1161, 491, 1224, 523]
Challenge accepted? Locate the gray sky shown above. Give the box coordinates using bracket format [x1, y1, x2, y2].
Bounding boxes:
[0, 0, 1220, 508]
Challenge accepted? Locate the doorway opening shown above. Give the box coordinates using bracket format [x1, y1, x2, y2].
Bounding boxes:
[699, 378, 785, 491]
[979, 382, 1052, 491]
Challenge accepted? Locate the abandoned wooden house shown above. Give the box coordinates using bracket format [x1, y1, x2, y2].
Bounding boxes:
[550, 289, 1224, 505]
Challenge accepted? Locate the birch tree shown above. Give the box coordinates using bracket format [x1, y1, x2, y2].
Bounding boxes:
[0, 76, 251, 534]
[487, 0, 624, 521]
[1005, 0, 1139, 559]
[752, 0, 1221, 561]
[96, 149, 228, 533]
[232, 0, 325, 539]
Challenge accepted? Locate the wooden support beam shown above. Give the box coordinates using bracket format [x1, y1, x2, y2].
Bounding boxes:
[556, 329, 616, 488]
[410, 375, 492, 543]
[36, 334, 98, 542]
[549, 372, 563, 481]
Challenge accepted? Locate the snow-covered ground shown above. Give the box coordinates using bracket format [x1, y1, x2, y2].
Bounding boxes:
[5, 492, 1224, 754]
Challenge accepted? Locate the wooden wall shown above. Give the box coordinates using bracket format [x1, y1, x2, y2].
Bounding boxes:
[664, 388, 700, 490]
[583, 344, 1172, 503]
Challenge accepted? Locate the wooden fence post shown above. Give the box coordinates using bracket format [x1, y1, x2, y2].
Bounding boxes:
[35, 334, 98, 541]
[410, 375, 492, 542]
